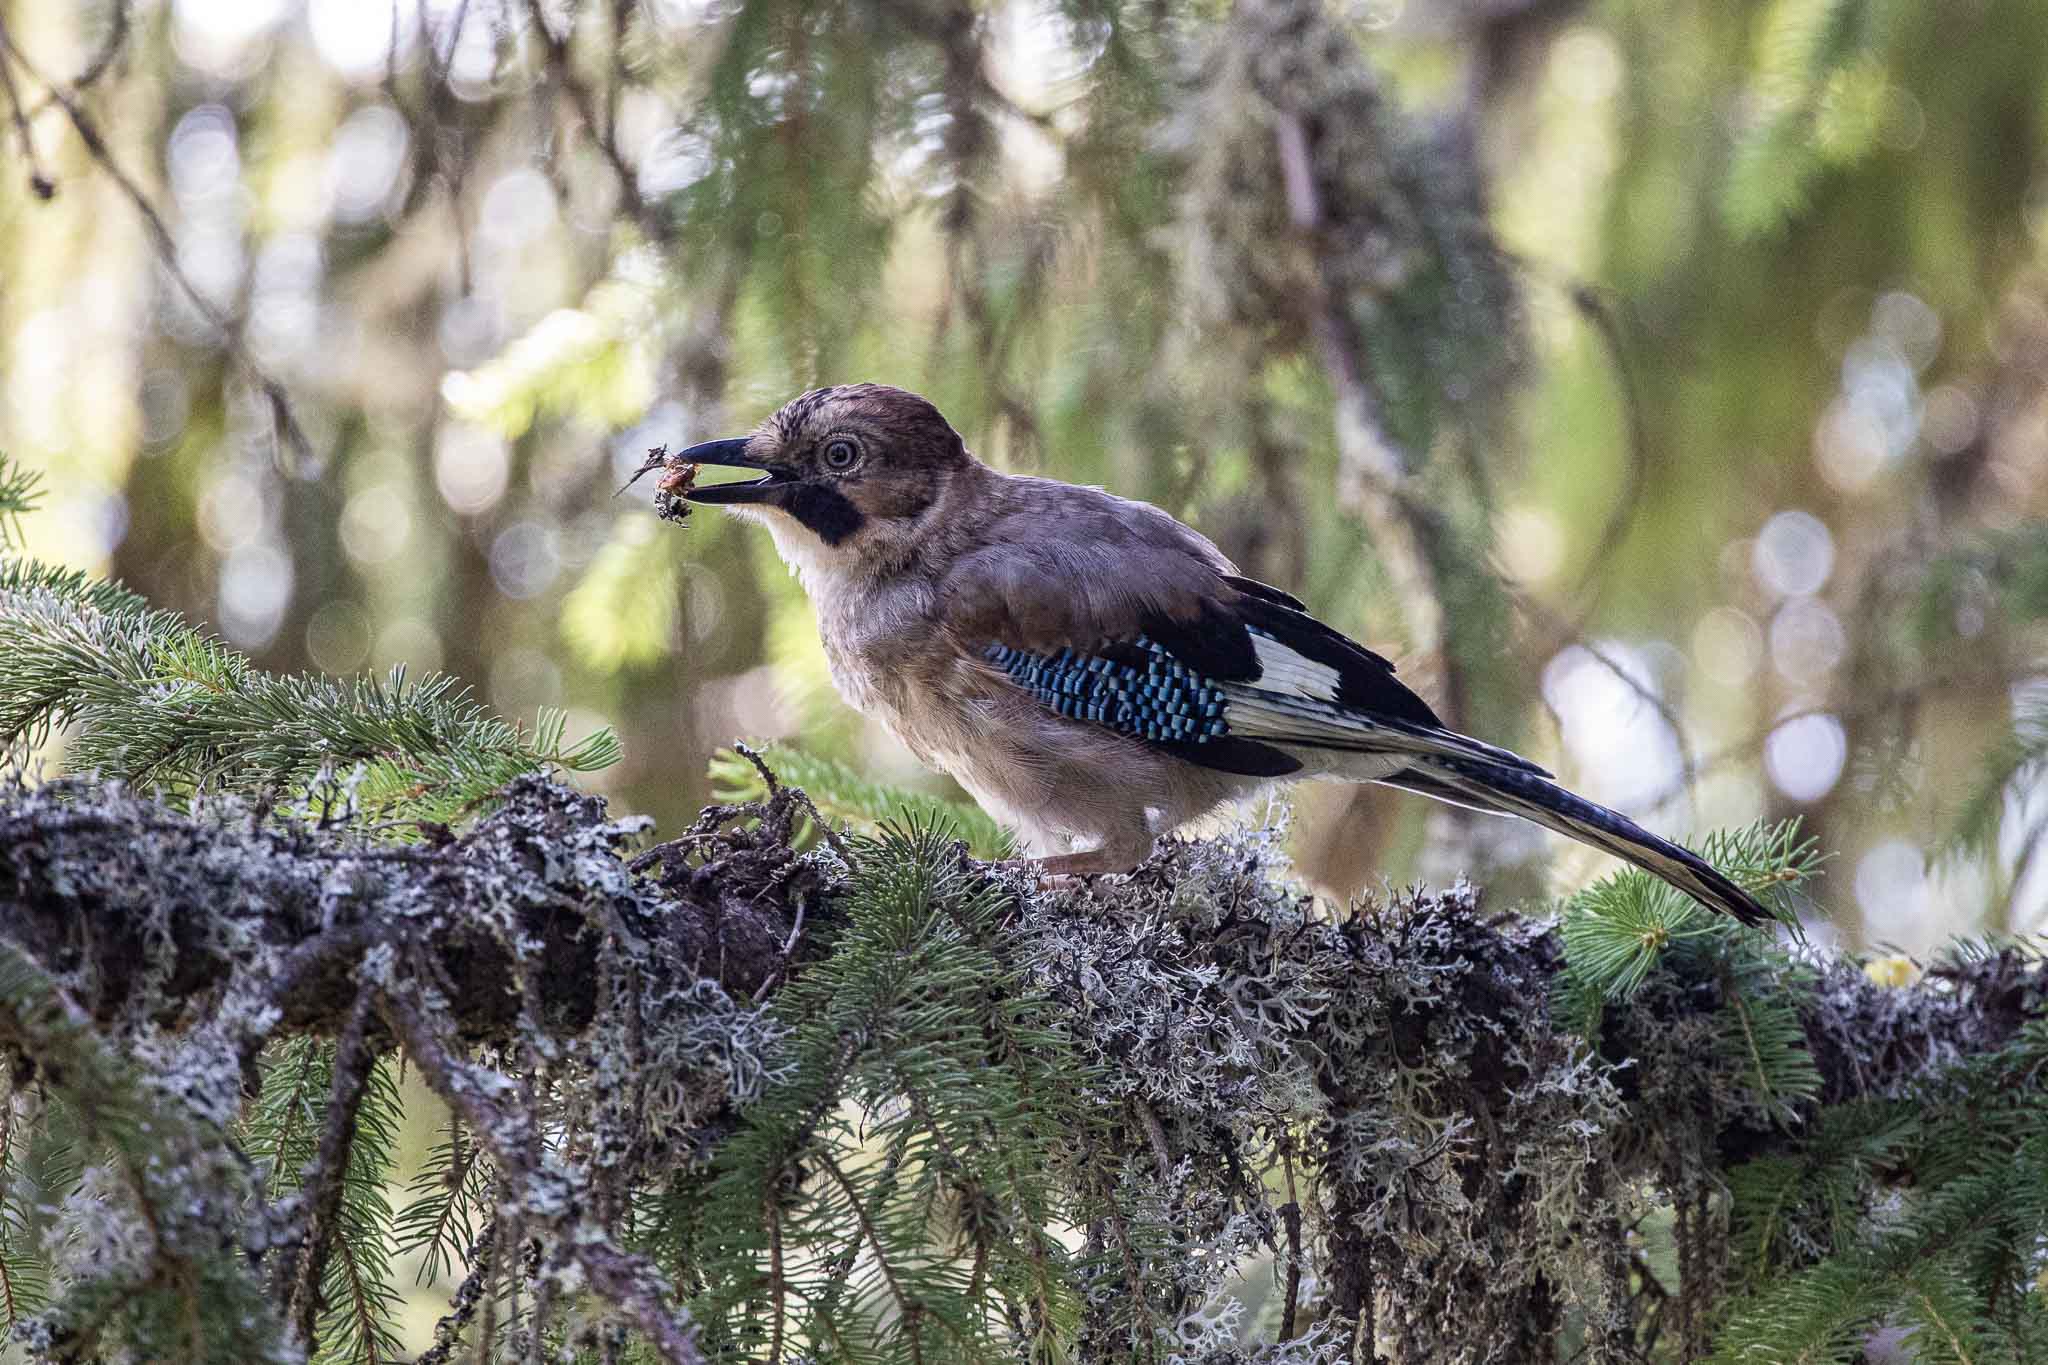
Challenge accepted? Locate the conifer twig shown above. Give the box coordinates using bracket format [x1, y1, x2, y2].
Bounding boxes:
[383, 991, 707, 1365]
[1278, 1138, 1303, 1340]
[816, 1149, 929, 1363]
[521, 0, 668, 244]
[0, 28, 50, 199]
[284, 991, 380, 1351]
[414, 1216, 498, 1365]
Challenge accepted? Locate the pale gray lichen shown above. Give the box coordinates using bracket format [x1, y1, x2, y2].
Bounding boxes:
[1007, 822, 1641, 1361]
[0, 771, 2038, 1364]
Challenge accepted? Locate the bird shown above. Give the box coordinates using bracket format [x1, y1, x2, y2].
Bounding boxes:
[671, 382, 1771, 925]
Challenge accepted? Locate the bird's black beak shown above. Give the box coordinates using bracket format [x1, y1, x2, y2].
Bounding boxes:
[675, 437, 788, 505]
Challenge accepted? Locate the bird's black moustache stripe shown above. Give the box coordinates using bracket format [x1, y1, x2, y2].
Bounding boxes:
[781, 484, 865, 545]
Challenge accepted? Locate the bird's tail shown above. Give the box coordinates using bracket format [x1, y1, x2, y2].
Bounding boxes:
[1381, 755, 1774, 926]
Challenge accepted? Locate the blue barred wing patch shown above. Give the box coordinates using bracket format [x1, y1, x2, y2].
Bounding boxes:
[982, 637, 1229, 744]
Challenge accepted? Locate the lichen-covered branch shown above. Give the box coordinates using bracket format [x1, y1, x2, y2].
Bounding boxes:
[0, 772, 825, 1362]
[0, 773, 818, 1040]
[0, 775, 2039, 1362]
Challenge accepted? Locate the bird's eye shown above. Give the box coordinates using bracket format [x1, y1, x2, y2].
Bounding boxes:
[821, 437, 861, 471]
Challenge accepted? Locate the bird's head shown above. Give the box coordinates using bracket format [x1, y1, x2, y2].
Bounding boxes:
[677, 384, 975, 574]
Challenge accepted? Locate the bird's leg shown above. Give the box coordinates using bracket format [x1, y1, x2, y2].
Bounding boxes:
[1026, 848, 1142, 877]
[1011, 828, 1156, 880]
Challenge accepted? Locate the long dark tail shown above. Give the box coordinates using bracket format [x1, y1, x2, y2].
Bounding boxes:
[1383, 755, 1774, 926]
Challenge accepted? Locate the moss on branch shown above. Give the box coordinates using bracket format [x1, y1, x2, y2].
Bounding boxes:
[0, 771, 2039, 1361]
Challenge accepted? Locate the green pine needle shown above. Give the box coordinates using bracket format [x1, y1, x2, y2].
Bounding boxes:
[245, 1040, 408, 1365]
[688, 814, 1079, 1361]
[0, 555, 616, 825]
[1559, 819, 1826, 1120]
[0, 459, 42, 548]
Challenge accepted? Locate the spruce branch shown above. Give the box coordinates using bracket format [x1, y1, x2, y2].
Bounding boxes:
[0, 458, 41, 543]
[277, 993, 400, 1362]
[0, 1098, 49, 1333]
[0, 764, 2036, 1361]
[0, 552, 616, 822]
[0, 938, 294, 1363]
[394, 1116, 490, 1288]
[381, 992, 708, 1365]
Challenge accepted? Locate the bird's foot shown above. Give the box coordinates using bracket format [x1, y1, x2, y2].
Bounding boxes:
[1024, 850, 1143, 878]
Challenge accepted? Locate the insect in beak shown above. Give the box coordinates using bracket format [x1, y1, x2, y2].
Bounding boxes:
[615, 445, 706, 525]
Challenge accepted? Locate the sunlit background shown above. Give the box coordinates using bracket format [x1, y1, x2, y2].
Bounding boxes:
[7, 1, 2048, 952]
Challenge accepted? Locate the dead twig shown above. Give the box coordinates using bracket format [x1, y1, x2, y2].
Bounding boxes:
[521, 0, 669, 244]
[385, 991, 708, 1365]
[282, 991, 383, 1350]
[27, 0, 128, 112]
[0, 29, 50, 198]
[413, 1215, 499, 1365]
[1565, 285, 1653, 604]
[0, 12, 313, 471]
[1279, 1137, 1304, 1340]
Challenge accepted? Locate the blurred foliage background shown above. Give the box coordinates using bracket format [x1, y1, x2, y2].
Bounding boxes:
[4, 0, 2048, 965]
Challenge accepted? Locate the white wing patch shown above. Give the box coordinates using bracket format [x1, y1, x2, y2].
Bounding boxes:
[1248, 631, 1343, 701]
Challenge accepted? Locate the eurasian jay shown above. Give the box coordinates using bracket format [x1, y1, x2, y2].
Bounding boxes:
[672, 383, 1769, 924]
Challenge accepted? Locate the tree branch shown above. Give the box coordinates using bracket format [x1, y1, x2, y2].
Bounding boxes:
[282, 990, 380, 1351]
[0, 773, 2040, 1360]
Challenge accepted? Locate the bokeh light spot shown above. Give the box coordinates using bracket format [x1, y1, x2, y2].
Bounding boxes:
[1920, 383, 1981, 455]
[1764, 712, 1846, 803]
[167, 105, 241, 206]
[218, 543, 294, 649]
[198, 471, 272, 553]
[339, 485, 414, 566]
[1813, 395, 1889, 490]
[172, 0, 287, 77]
[490, 522, 562, 600]
[1553, 29, 1622, 105]
[327, 105, 411, 222]
[435, 423, 511, 515]
[1691, 607, 1762, 687]
[305, 599, 372, 674]
[1769, 598, 1846, 685]
[140, 371, 191, 449]
[1752, 509, 1835, 598]
[1871, 291, 1942, 372]
[373, 617, 444, 673]
[1854, 839, 1927, 946]
[478, 170, 559, 249]
[309, 0, 420, 82]
[1541, 642, 1682, 810]
[1495, 504, 1565, 585]
[491, 646, 564, 712]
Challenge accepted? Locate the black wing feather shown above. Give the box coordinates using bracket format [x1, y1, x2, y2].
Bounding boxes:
[1220, 574, 1307, 612]
[1136, 598, 1261, 682]
[1153, 736, 1304, 777]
